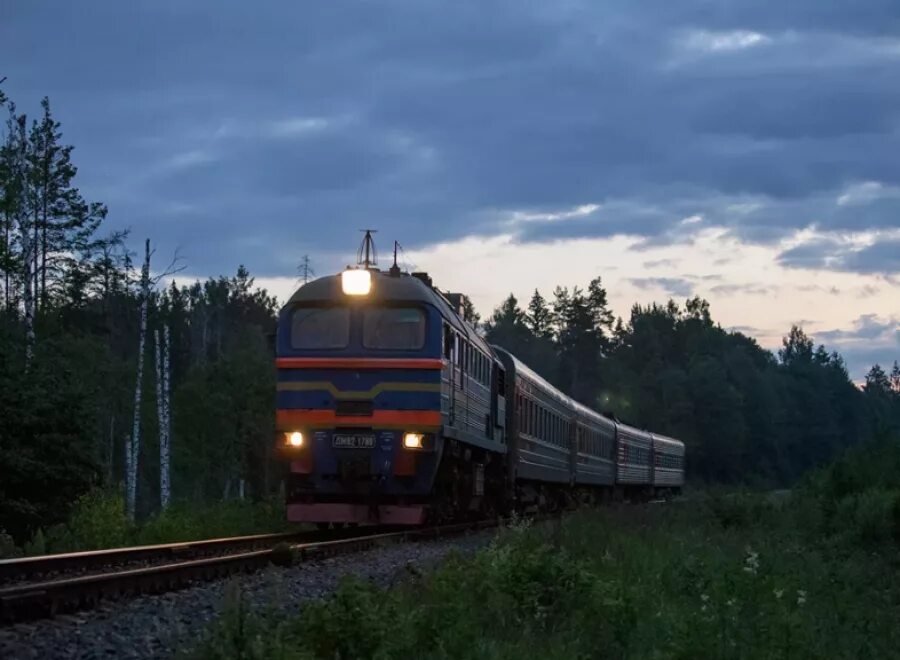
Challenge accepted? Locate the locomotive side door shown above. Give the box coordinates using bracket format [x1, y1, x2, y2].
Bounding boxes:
[443, 324, 456, 425]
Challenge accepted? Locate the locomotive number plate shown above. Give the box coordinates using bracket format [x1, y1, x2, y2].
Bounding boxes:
[332, 433, 376, 449]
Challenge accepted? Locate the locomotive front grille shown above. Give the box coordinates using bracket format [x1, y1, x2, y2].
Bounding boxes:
[336, 399, 373, 416]
[339, 457, 372, 482]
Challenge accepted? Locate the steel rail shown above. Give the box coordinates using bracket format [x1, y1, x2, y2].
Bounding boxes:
[0, 518, 500, 623]
[0, 527, 390, 583]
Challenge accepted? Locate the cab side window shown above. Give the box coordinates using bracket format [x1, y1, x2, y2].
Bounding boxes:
[443, 324, 453, 359]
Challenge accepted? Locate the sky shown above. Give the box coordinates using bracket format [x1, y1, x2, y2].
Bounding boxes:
[2, 0, 898, 380]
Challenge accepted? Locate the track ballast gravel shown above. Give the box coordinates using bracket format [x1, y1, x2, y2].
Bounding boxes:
[0, 530, 496, 660]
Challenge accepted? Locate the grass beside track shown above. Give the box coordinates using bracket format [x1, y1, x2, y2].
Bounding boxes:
[1, 493, 297, 558]
[185, 493, 900, 659]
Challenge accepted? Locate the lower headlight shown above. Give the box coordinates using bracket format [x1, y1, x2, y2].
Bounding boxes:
[286, 431, 304, 447]
[403, 432, 424, 449]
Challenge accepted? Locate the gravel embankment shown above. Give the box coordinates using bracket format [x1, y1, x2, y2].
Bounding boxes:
[0, 530, 496, 660]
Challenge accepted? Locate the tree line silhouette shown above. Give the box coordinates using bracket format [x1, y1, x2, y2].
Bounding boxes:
[1, 84, 897, 544]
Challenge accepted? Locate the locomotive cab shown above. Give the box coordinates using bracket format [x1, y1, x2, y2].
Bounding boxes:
[276, 270, 450, 525]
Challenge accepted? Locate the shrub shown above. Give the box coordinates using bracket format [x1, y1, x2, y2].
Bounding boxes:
[807, 436, 900, 501]
[185, 586, 299, 660]
[0, 528, 22, 559]
[12, 494, 292, 556]
[66, 489, 130, 550]
[20, 490, 129, 555]
[833, 488, 899, 544]
[703, 490, 777, 530]
[135, 498, 289, 545]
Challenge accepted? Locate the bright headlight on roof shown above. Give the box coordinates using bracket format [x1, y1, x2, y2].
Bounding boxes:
[341, 269, 371, 296]
[403, 433, 424, 449]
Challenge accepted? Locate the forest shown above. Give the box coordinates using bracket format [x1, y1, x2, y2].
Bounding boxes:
[2, 85, 899, 546]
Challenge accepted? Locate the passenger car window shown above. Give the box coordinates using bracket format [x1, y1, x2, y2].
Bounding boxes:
[363, 307, 426, 350]
[291, 307, 350, 349]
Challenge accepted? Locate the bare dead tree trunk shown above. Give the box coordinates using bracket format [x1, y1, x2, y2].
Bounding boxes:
[20, 223, 34, 366]
[107, 415, 116, 486]
[162, 324, 171, 508]
[155, 325, 172, 510]
[3, 211, 9, 311]
[154, 328, 163, 506]
[128, 239, 151, 522]
[32, 207, 39, 314]
[40, 156, 49, 308]
[124, 433, 132, 500]
[9, 114, 34, 366]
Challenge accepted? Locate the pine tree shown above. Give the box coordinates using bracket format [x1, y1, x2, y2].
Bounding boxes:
[4, 105, 35, 363]
[550, 286, 570, 341]
[26, 98, 106, 309]
[864, 364, 891, 396]
[526, 289, 553, 340]
[587, 277, 615, 337]
[684, 296, 712, 325]
[484, 294, 532, 358]
[461, 295, 480, 329]
[779, 325, 814, 366]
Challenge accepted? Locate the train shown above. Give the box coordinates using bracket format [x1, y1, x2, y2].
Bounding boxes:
[275, 243, 684, 526]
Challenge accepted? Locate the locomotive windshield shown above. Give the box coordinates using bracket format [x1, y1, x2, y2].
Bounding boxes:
[290, 305, 426, 350]
[291, 307, 350, 349]
[363, 307, 426, 350]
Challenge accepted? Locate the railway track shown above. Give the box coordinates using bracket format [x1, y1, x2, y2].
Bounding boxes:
[0, 519, 497, 623]
[0, 525, 393, 585]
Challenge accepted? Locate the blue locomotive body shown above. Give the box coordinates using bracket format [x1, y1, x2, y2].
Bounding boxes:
[276, 270, 506, 525]
[276, 268, 683, 525]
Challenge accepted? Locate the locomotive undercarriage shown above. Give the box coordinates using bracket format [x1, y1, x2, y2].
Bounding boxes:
[428, 438, 506, 524]
[288, 441, 681, 529]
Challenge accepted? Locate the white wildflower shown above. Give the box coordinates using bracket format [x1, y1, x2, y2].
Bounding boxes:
[726, 598, 736, 607]
[797, 589, 807, 606]
[774, 589, 784, 600]
[701, 594, 710, 603]
[743, 547, 760, 575]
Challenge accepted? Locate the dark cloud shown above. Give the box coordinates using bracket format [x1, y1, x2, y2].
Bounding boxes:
[628, 277, 695, 298]
[709, 283, 774, 296]
[841, 239, 900, 274]
[727, 324, 768, 335]
[814, 314, 899, 377]
[817, 314, 900, 343]
[776, 239, 842, 270]
[2, 0, 900, 276]
[643, 258, 679, 269]
[778, 237, 900, 274]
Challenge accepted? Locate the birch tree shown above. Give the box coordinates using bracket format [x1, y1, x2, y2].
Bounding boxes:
[129, 240, 181, 520]
[127, 239, 151, 521]
[155, 324, 172, 509]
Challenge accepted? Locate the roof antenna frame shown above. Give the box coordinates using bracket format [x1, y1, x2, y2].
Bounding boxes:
[389, 240, 403, 276]
[357, 229, 378, 269]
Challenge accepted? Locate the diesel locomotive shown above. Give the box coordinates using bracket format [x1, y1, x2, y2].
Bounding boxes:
[275, 242, 684, 526]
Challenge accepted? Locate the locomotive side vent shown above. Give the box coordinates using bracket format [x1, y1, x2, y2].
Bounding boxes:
[336, 400, 374, 417]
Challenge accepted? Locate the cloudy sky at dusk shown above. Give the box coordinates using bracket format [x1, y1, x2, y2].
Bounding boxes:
[3, 1, 898, 379]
